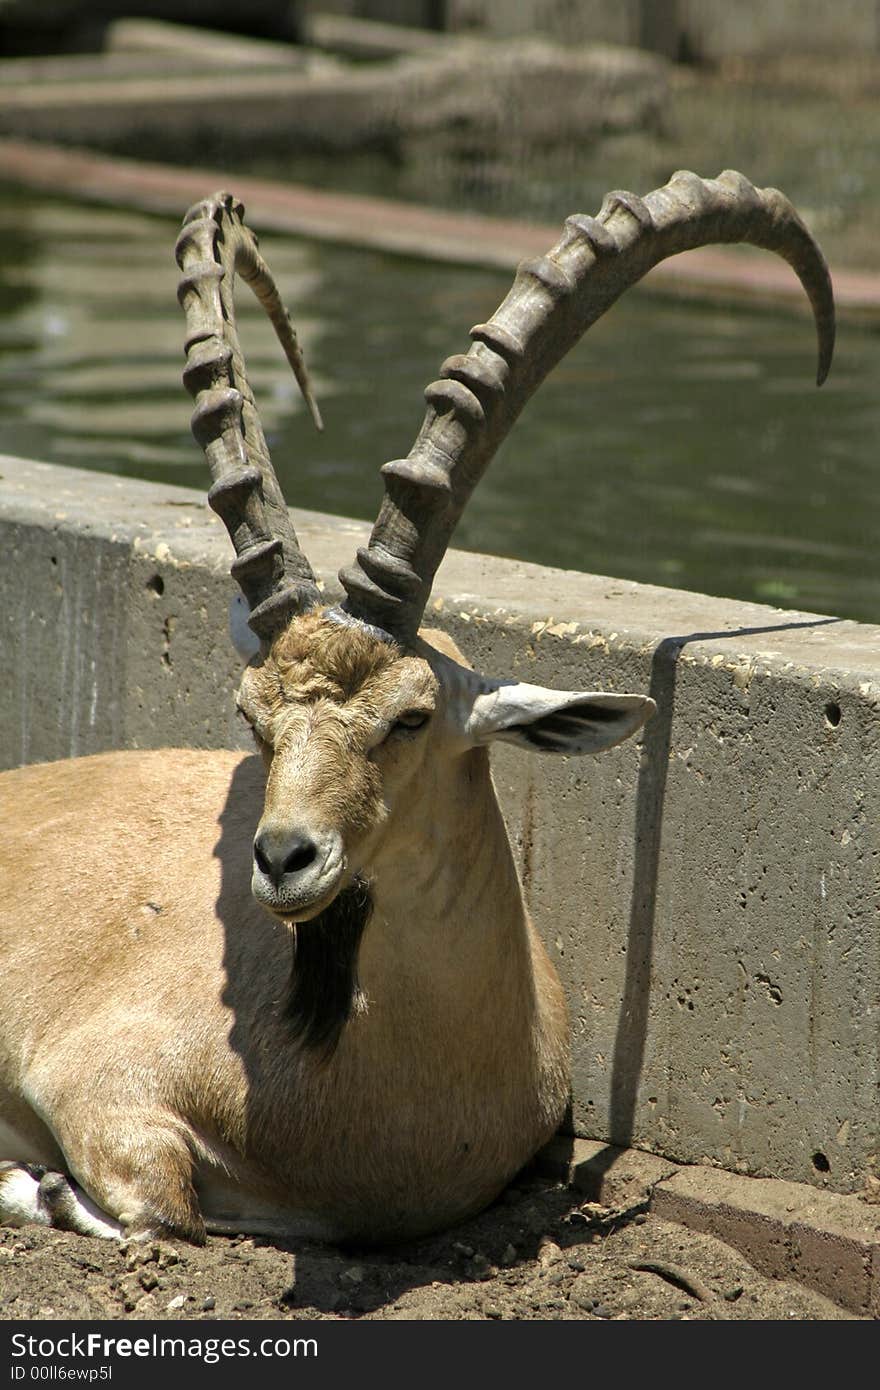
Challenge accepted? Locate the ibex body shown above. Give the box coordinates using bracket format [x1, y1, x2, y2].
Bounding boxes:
[0, 171, 833, 1243]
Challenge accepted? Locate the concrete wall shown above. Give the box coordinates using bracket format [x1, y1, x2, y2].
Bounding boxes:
[2, 455, 879, 1197]
[441, 0, 880, 56]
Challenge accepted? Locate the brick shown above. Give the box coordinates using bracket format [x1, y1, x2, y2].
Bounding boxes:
[790, 1222, 870, 1315]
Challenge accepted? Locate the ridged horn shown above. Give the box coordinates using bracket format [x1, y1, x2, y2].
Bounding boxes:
[338, 169, 835, 644]
[176, 191, 323, 644]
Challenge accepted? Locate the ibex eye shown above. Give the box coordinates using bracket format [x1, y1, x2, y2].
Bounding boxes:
[237, 706, 270, 749]
[393, 709, 431, 733]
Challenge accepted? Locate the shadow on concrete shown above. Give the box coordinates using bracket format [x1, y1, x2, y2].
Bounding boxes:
[585, 614, 843, 1186]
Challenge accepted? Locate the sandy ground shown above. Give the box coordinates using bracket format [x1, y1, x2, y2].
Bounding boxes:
[0, 1171, 855, 1323]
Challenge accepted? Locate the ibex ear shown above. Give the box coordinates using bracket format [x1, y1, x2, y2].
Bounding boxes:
[464, 682, 656, 755]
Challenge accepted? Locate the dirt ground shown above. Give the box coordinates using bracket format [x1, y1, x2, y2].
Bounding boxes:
[0, 1171, 855, 1323]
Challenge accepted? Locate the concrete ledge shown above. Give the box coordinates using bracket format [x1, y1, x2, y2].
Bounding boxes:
[652, 1165, 880, 1316]
[536, 1135, 681, 1209]
[104, 19, 322, 69]
[539, 1136, 880, 1315]
[306, 11, 461, 58]
[2, 456, 879, 1201]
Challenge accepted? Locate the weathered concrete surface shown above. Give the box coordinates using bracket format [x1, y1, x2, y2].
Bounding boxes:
[1, 456, 879, 1201]
[104, 17, 330, 68]
[307, 9, 461, 58]
[0, 35, 666, 155]
[443, 0, 880, 57]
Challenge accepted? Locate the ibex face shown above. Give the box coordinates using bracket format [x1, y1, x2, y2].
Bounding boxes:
[240, 611, 652, 924]
[239, 614, 440, 921]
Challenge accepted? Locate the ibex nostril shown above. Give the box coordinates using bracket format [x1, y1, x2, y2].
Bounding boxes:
[253, 833, 273, 879]
[253, 831, 318, 885]
[282, 839, 317, 875]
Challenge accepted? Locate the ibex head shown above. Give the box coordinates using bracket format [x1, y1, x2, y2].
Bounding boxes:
[176, 173, 834, 948]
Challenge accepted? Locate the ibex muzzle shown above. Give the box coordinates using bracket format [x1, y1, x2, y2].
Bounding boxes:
[0, 172, 834, 1245]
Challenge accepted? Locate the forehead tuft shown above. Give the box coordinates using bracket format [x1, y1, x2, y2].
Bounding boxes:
[267, 610, 405, 702]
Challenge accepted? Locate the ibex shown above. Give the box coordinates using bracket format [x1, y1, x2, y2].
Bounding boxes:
[0, 171, 833, 1244]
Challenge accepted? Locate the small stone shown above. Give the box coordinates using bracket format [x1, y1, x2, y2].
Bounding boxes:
[634, 1212, 648, 1225]
[862, 1175, 880, 1204]
[723, 1286, 744, 1302]
[138, 1270, 159, 1292]
[483, 1304, 503, 1319]
[545, 1270, 565, 1287]
[593, 1302, 611, 1319]
[157, 1245, 179, 1269]
[470, 1253, 492, 1276]
[202, 1296, 216, 1311]
[567, 1256, 587, 1272]
[570, 1277, 596, 1312]
[166, 1294, 186, 1311]
[125, 1245, 159, 1272]
[538, 1240, 561, 1267]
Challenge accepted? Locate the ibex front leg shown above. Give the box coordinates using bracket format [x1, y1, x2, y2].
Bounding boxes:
[0, 1093, 205, 1242]
[0, 1162, 127, 1239]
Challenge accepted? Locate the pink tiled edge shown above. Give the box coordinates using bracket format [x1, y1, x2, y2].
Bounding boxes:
[1, 138, 877, 319]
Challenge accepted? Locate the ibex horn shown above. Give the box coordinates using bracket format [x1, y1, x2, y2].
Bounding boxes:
[176, 192, 323, 645]
[337, 169, 835, 644]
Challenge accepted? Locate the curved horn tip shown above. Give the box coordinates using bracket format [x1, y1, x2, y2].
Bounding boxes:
[750, 178, 836, 389]
[816, 337, 834, 388]
[811, 266, 836, 388]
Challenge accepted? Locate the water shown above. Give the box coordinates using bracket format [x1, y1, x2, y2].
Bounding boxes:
[1, 188, 878, 623]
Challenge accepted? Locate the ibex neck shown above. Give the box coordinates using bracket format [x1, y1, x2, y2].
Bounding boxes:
[360, 747, 530, 998]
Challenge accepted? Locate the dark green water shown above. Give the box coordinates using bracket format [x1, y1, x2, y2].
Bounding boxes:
[1, 191, 878, 622]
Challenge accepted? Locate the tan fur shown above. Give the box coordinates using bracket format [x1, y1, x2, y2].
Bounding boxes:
[0, 619, 569, 1243]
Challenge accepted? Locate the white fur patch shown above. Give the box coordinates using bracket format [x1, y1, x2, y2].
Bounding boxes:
[0, 1163, 124, 1239]
[229, 593, 261, 662]
[46, 1181, 124, 1240]
[0, 1165, 49, 1227]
